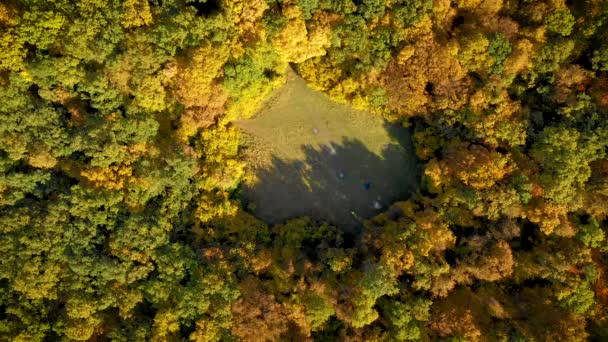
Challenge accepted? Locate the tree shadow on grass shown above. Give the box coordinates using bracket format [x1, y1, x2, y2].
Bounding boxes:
[240, 123, 420, 231]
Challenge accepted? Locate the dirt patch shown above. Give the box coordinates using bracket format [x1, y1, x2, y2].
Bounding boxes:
[235, 69, 419, 230]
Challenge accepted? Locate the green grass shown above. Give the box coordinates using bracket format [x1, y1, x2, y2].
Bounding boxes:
[235, 69, 419, 230]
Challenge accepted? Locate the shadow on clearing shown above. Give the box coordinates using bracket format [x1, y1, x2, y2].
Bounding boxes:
[240, 123, 419, 231]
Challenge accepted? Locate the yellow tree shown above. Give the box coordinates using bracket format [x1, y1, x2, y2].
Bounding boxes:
[525, 199, 574, 236]
[455, 32, 493, 73]
[224, 0, 268, 36]
[172, 44, 231, 140]
[440, 141, 514, 190]
[272, 5, 331, 63]
[122, 0, 153, 28]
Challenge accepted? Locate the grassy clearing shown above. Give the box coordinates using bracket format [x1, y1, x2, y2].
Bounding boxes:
[235, 69, 419, 230]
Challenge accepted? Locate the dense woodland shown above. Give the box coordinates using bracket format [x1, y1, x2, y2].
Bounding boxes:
[1, 0, 608, 340]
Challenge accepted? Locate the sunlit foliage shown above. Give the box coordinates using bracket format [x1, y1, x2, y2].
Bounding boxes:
[1, 0, 608, 340]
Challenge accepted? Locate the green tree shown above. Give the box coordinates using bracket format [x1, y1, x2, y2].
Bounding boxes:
[530, 126, 605, 206]
[544, 7, 575, 37]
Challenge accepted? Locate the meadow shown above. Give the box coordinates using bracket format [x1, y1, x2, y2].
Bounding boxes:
[236, 69, 419, 229]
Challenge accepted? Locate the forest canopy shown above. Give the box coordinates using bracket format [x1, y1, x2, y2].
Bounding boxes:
[1, 0, 608, 341]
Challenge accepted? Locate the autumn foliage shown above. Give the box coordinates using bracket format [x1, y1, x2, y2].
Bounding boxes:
[1, 0, 608, 341]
